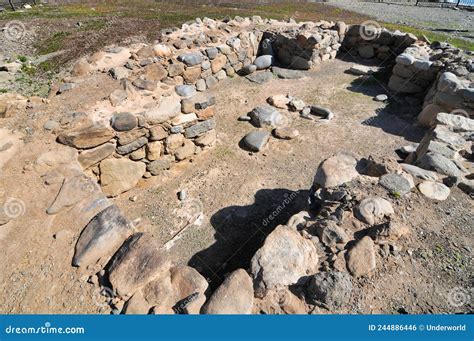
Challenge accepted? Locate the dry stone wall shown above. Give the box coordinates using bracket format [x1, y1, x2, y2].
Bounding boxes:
[58, 16, 345, 197]
[342, 23, 417, 60]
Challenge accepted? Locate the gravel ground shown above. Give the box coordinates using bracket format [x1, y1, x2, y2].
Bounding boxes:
[326, 0, 473, 42]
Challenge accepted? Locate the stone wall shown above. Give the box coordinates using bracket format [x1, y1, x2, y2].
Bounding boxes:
[387, 45, 440, 95]
[57, 16, 345, 197]
[417, 43, 474, 127]
[342, 24, 417, 61]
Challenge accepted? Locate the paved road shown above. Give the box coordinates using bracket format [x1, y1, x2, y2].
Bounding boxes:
[326, 0, 473, 43]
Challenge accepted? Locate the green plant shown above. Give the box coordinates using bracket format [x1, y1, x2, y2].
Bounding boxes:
[17, 55, 28, 63]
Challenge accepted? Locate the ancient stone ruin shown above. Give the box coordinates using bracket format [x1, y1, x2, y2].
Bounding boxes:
[0, 15, 472, 315]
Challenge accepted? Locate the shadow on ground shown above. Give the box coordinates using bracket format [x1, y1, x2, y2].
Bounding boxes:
[188, 188, 309, 290]
[337, 53, 427, 143]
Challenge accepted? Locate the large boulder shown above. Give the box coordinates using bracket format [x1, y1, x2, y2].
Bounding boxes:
[170, 266, 209, 314]
[73, 205, 133, 267]
[250, 225, 318, 292]
[99, 158, 146, 197]
[203, 269, 254, 314]
[313, 153, 359, 188]
[108, 233, 170, 297]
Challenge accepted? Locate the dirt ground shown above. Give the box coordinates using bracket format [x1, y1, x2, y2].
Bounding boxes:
[0, 49, 472, 314]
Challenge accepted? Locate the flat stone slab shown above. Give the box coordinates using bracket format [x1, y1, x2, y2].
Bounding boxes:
[246, 71, 273, 84]
[249, 105, 282, 128]
[57, 125, 115, 149]
[418, 181, 450, 201]
[272, 66, 305, 79]
[108, 233, 170, 297]
[78, 142, 116, 169]
[379, 173, 412, 195]
[401, 163, 438, 181]
[47, 174, 101, 215]
[73, 205, 132, 267]
[100, 158, 146, 197]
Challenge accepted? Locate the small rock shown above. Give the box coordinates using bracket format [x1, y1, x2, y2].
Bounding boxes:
[249, 105, 282, 128]
[243, 131, 270, 152]
[240, 64, 257, 75]
[111, 112, 137, 132]
[346, 236, 376, 277]
[253, 55, 273, 70]
[43, 119, 59, 132]
[379, 173, 412, 195]
[374, 94, 388, 102]
[307, 271, 352, 309]
[246, 71, 273, 84]
[288, 99, 305, 112]
[57, 125, 115, 149]
[175, 85, 196, 97]
[273, 127, 299, 140]
[418, 181, 450, 201]
[354, 197, 394, 225]
[100, 158, 146, 197]
[267, 94, 289, 109]
[401, 164, 438, 181]
[348, 64, 373, 75]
